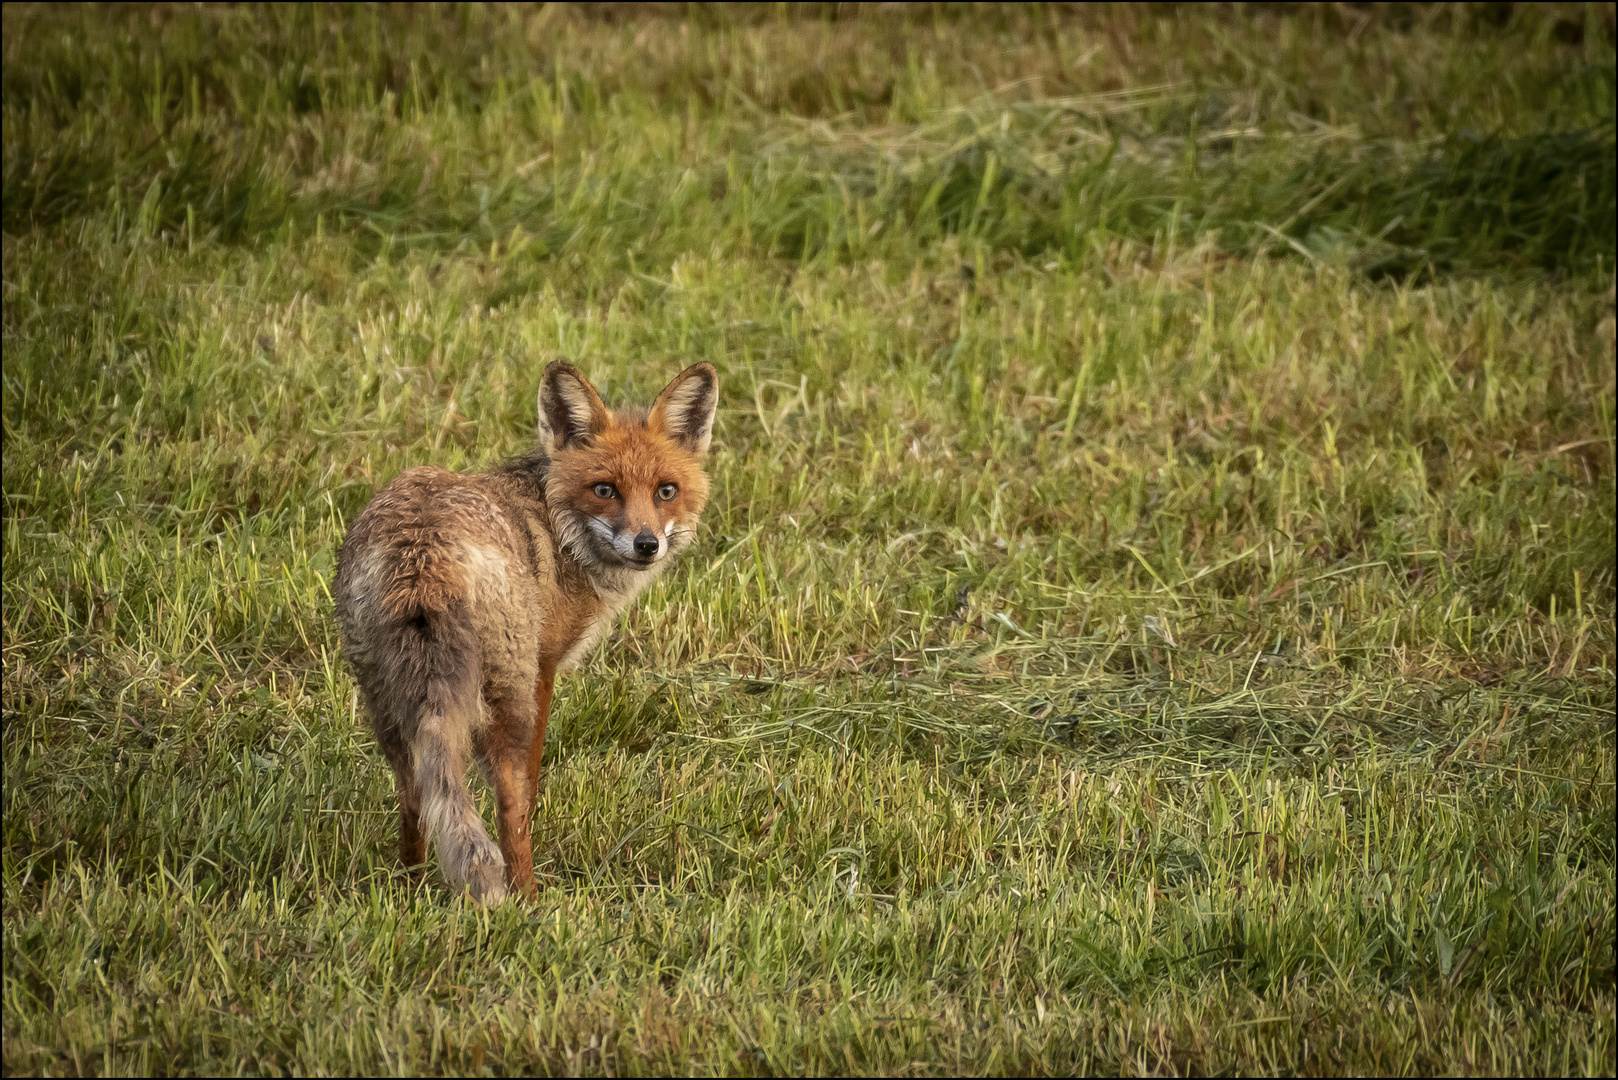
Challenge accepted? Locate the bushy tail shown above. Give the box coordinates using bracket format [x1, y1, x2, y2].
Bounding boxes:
[415, 713, 505, 903]
[407, 619, 505, 904]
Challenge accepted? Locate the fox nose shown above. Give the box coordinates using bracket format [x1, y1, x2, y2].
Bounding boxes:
[633, 531, 661, 559]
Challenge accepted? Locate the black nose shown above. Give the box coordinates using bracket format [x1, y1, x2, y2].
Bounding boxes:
[634, 531, 660, 558]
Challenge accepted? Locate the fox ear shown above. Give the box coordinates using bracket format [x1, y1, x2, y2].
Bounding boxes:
[537, 361, 610, 451]
[649, 362, 718, 455]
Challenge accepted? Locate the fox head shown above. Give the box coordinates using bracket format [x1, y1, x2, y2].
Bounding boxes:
[538, 361, 718, 577]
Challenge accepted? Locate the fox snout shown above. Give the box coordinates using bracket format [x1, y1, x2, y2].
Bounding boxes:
[587, 514, 676, 566]
[617, 523, 666, 565]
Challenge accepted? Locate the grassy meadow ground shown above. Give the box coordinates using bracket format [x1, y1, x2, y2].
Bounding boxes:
[3, 3, 1615, 1075]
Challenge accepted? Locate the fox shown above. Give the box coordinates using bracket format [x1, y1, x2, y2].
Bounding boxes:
[334, 360, 718, 902]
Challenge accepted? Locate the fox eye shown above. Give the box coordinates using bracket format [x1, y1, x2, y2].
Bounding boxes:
[592, 482, 617, 500]
[657, 483, 678, 502]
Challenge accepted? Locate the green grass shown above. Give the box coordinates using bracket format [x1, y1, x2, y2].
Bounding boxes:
[3, 3, 1614, 1075]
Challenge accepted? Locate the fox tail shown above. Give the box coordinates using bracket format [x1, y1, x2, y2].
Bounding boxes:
[406, 614, 506, 903]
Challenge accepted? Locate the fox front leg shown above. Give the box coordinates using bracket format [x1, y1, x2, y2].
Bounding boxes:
[527, 663, 557, 804]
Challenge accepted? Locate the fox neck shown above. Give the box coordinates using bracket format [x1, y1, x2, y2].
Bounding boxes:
[582, 558, 664, 605]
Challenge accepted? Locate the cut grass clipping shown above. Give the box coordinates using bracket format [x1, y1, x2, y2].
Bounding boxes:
[4, 3, 1615, 1076]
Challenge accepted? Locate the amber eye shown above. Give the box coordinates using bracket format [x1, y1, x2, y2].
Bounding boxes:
[657, 483, 678, 502]
[592, 482, 617, 500]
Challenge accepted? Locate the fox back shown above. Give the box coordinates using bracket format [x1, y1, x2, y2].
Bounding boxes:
[334, 361, 718, 902]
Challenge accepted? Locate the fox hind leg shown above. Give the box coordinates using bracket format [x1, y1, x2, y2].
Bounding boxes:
[492, 751, 536, 900]
[472, 663, 558, 902]
[391, 758, 428, 871]
[480, 689, 543, 900]
[364, 690, 429, 876]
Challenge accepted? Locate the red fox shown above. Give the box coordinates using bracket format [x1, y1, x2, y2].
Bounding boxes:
[334, 361, 718, 902]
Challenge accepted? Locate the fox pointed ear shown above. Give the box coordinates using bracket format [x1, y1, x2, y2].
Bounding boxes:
[537, 361, 610, 452]
[649, 362, 718, 455]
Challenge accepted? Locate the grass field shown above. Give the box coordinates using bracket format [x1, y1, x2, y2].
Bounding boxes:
[3, 3, 1615, 1075]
